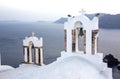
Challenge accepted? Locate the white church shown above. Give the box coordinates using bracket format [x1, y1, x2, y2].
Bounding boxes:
[0, 11, 113, 79]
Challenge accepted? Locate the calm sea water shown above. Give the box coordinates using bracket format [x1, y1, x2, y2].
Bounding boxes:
[0, 22, 64, 67]
[0, 22, 120, 68]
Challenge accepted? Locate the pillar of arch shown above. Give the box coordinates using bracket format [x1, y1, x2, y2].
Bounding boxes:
[92, 30, 99, 54]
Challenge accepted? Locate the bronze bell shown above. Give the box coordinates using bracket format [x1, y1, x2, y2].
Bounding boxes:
[79, 28, 84, 36]
[32, 43, 34, 49]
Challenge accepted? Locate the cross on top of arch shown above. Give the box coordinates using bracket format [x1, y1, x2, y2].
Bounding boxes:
[79, 9, 86, 15]
[32, 32, 35, 37]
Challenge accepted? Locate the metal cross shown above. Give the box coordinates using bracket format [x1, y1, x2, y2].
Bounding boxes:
[79, 9, 86, 15]
[32, 32, 35, 37]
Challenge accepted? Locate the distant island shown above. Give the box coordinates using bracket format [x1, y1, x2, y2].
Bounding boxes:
[0, 20, 19, 22]
[54, 13, 120, 29]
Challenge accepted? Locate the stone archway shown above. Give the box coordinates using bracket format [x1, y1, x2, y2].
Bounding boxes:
[71, 21, 86, 53]
[28, 41, 35, 63]
[64, 13, 99, 55]
[23, 33, 44, 65]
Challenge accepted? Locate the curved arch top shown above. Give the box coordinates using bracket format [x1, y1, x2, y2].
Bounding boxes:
[71, 15, 90, 27]
[64, 14, 99, 30]
[23, 35, 43, 47]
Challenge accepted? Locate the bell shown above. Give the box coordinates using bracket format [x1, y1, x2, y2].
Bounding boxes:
[79, 28, 84, 36]
[32, 44, 34, 49]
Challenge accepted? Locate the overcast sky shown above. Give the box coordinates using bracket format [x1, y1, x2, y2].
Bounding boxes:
[0, 0, 120, 21]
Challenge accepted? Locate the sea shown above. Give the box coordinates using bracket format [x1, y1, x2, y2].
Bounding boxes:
[0, 22, 120, 68]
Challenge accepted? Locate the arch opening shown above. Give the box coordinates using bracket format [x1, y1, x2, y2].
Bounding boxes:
[29, 41, 35, 63]
[71, 21, 86, 53]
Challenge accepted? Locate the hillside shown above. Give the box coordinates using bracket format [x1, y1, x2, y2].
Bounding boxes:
[54, 17, 67, 24]
[100, 14, 120, 29]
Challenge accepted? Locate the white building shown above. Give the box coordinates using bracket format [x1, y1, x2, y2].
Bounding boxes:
[23, 32, 44, 65]
[57, 10, 113, 79]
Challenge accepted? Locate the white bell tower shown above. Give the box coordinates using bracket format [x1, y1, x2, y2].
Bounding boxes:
[59, 11, 113, 79]
[23, 32, 44, 65]
[64, 10, 99, 55]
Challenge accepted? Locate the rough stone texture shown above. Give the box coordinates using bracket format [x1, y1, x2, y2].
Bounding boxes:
[92, 30, 98, 54]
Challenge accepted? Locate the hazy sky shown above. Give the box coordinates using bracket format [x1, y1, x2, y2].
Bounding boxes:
[0, 0, 120, 21]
